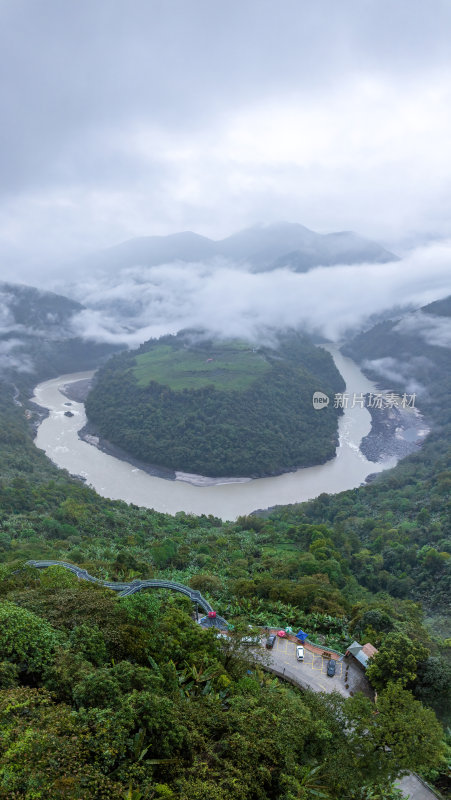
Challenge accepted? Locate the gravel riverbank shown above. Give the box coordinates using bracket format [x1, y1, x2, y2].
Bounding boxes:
[60, 378, 429, 488]
[360, 400, 429, 462]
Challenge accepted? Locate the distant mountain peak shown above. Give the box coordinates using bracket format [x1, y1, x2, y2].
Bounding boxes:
[70, 222, 398, 275]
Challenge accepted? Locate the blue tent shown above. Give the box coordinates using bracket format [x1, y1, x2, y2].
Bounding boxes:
[296, 629, 308, 642]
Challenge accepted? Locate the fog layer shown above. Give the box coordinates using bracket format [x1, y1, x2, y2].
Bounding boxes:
[66, 241, 451, 346]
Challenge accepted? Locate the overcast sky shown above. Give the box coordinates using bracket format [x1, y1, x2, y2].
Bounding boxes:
[2, 0, 451, 280]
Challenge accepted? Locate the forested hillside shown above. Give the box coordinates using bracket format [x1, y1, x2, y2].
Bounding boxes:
[1, 567, 443, 800]
[0, 295, 450, 797]
[85, 331, 345, 477]
[302, 297, 451, 613]
[0, 282, 116, 384]
[0, 351, 450, 796]
[343, 296, 451, 424]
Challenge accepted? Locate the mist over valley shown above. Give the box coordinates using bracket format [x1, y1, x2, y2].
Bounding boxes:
[1, 3, 451, 798]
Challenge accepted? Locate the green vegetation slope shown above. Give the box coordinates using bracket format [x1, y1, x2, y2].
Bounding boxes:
[0, 291, 450, 797]
[85, 331, 345, 477]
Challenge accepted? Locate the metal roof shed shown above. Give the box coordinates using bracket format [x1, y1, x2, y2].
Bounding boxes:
[346, 640, 378, 669]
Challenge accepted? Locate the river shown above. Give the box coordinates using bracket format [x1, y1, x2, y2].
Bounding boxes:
[32, 348, 399, 520]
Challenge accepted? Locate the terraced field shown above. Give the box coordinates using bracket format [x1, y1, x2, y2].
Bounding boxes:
[133, 340, 271, 390]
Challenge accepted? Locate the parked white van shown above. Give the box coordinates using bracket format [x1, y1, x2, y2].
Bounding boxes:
[296, 645, 304, 661]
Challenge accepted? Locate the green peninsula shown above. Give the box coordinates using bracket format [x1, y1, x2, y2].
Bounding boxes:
[85, 331, 345, 477]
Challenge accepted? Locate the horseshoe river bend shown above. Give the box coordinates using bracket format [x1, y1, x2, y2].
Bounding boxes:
[31, 348, 427, 521]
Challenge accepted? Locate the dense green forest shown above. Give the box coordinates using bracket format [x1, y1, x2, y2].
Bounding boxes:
[85, 331, 345, 477]
[0, 289, 450, 797]
[0, 565, 445, 800]
[0, 369, 450, 795]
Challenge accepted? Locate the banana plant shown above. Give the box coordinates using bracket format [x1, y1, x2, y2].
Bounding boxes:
[123, 785, 143, 800]
[296, 765, 330, 799]
[177, 662, 223, 698]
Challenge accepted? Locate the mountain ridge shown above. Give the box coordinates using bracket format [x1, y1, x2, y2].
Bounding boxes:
[68, 222, 399, 275]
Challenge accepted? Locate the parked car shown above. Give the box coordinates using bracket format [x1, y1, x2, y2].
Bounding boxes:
[266, 634, 276, 649]
[327, 659, 336, 677]
[296, 645, 304, 661]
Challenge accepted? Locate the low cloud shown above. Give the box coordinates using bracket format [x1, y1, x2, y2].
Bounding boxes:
[67, 240, 451, 347]
[0, 339, 33, 374]
[362, 356, 428, 395]
[394, 311, 451, 349]
[0, 292, 23, 336]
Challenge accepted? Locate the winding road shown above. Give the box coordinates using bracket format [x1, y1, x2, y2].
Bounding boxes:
[26, 559, 214, 613]
[24, 560, 437, 799]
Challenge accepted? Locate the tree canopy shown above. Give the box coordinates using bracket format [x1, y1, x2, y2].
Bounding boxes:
[85, 330, 344, 477]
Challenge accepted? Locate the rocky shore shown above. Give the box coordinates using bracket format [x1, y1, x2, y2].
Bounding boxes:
[62, 377, 337, 485]
[79, 421, 177, 481]
[360, 400, 429, 463]
[60, 378, 430, 490]
[59, 377, 175, 480]
[60, 378, 93, 403]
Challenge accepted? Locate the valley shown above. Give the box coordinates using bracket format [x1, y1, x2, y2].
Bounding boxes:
[0, 280, 449, 799]
[3, 6, 451, 797]
[32, 348, 401, 517]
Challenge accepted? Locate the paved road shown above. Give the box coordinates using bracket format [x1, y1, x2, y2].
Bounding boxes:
[395, 774, 439, 800]
[263, 637, 438, 800]
[265, 635, 350, 696]
[23, 562, 438, 799]
[263, 635, 373, 699]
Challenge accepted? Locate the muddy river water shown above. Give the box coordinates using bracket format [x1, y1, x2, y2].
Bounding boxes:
[32, 348, 403, 520]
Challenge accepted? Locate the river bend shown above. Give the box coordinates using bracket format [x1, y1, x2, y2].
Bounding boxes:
[32, 349, 397, 520]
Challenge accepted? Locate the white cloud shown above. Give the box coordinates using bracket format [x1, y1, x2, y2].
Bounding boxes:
[0, 339, 33, 374]
[394, 311, 451, 348]
[68, 240, 451, 347]
[362, 357, 428, 395]
[2, 3, 451, 275]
